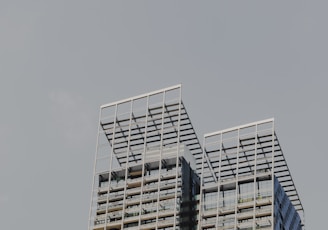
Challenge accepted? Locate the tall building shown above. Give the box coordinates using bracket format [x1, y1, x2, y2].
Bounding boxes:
[199, 120, 304, 230]
[88, 85, 304, 230]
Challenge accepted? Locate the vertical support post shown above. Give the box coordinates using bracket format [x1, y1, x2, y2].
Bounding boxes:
[155, 91, 166, 229]
[253, 124, 258, 229]
[120, 101, 134, 230]
[173, 86, 182, 229]
[271, 119, 275, 230]
[104, 104, 118, 229]
[215, 133, 223, 228]
[234, 129, 240, 229]
[198, 136, 206, 230]
[138, 95, 149, 227]
[88, 108, 103, 230]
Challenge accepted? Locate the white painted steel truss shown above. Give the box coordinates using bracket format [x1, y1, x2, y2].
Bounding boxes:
[88, 85, 304, 230]
[198, 118, 304, 229]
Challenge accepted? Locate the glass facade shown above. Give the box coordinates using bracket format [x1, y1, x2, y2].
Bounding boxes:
[274, 177, 302, 230]
[94, 145, 199, 230]
[88, 85, 304, 230]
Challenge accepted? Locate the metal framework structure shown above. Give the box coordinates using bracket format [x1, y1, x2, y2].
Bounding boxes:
[98, 84, 203, 173]
[198, 119, 304, 230]
[88, 85, 203, 230]
[88, 85, 304, 230]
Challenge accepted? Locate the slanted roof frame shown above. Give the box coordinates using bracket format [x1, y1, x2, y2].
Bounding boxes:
[203, 118, 304, 214]
[99, 84, 205, 174]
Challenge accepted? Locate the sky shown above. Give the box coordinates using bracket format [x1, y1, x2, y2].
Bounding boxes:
[0, 1, 327, 229]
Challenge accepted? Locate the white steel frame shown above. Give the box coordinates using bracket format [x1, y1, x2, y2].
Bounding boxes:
[88, 84, 204, 230]
[198, 118, 304, 230]
[88, 85, 305, 230]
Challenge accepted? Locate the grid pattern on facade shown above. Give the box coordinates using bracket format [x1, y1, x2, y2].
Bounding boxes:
[198, 119, 304, 230]
[99, 84, 203, 172]
[88, 85, 305, 230]
[88, 85, 204, 230]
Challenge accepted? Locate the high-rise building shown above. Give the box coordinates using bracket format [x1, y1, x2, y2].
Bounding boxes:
[88, 85, 304, 230]
[199, 120, 304, 230]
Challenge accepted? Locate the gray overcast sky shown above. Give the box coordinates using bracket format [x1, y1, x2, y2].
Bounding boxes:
[0, 1, 327, 229]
